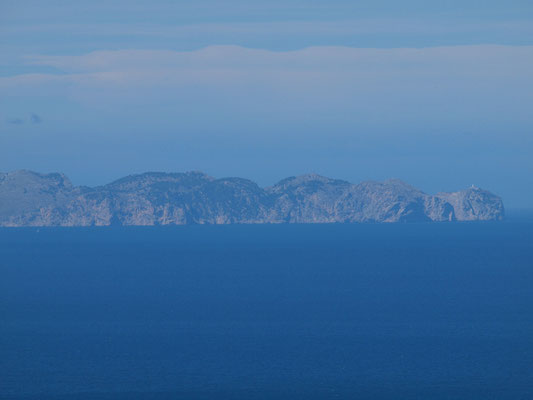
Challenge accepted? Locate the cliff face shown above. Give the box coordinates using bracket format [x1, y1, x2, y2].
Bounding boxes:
[0, 170, 504, 226]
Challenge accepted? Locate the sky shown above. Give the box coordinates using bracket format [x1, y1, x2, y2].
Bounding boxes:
[1, 0, 532, 208]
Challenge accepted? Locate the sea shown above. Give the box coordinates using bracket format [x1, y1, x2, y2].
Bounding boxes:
[1, 213, 533, 399]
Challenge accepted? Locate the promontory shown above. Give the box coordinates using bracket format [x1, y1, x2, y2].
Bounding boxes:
[0, 170, 504, 226]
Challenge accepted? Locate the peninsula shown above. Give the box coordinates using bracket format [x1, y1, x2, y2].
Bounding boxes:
[0, 170, 504, 226]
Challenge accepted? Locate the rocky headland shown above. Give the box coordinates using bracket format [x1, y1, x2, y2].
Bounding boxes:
[0, 170, 504, 226]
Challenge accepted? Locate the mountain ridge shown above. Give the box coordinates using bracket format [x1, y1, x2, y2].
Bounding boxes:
[0, 170, 504, 226]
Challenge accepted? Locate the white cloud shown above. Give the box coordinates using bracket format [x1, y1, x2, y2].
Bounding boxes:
[2, 45, 532, 128]
[15, 45, 532, 78]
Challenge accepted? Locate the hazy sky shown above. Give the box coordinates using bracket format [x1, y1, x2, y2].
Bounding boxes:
[1, 0, 532, 207]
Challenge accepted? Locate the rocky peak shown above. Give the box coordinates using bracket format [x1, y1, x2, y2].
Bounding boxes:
[105, 171, 214, 192]
[268, 174, 350, 194]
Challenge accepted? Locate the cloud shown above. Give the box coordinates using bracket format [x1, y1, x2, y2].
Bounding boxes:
[1, 45, 532, 132]
[9, 45, 532, 102]
[24, 44, 533, 74]
[30, 113, 42, 123]
[4, 114, 43, 125]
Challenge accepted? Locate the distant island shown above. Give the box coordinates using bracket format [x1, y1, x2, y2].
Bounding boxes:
[0, 170, 504, 226]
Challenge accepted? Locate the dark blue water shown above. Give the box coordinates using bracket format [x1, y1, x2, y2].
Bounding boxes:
[1, 219, 533, 399]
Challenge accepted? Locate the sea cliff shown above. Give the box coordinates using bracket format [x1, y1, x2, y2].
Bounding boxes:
[0, 170, 504, 226]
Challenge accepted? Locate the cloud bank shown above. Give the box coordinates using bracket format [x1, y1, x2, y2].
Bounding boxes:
[2, 45, 531, 132]
[20, 44, 533, 76]
[3, 45, 531, 106]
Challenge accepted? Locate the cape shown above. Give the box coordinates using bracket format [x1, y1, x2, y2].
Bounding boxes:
[0, 170, 504, 226]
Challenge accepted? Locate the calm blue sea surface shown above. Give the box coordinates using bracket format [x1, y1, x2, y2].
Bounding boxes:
[1, 217, 533, 399]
